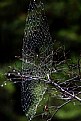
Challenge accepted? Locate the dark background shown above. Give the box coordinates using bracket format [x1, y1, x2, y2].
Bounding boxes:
[0, 0, 81, 63]
[0, 0, 81, 121]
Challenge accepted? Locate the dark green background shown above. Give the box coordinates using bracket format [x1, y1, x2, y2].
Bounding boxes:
[0, 0, 81, 121]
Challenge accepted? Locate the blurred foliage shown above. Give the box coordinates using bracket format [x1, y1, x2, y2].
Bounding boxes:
[0, 0, 81, 63]
[0, 0, 81, 121]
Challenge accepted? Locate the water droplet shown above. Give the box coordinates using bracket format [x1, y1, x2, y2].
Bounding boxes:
[1, 84, 3, 87]
[13, 70, 16, 72]
[18, 72, 20, 75]
[8, 73, 10, 76]
[4, 83, 6, 86]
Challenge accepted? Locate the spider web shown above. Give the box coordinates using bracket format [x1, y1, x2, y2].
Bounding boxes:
[0, 1, 81, 121]
[21, 1, 55, 120]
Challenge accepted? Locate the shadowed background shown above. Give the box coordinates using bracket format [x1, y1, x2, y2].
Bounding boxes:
[0, 0, 81, 121]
